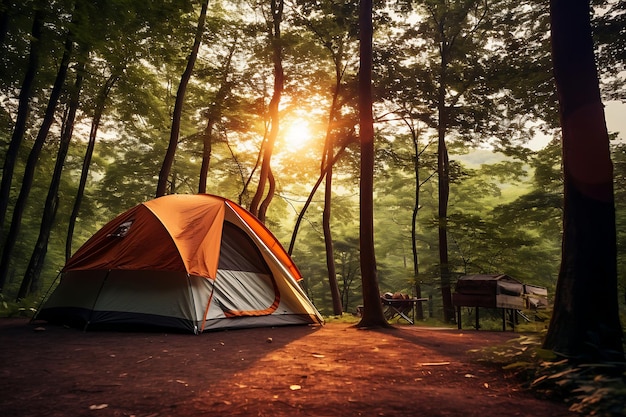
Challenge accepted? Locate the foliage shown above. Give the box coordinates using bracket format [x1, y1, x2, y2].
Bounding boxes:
[0, 1, 623, 325]
[0, 292, 39, 318]
[475, 334, 626, 417]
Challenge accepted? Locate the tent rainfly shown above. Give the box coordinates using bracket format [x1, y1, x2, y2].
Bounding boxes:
[35, 194, 323, 333]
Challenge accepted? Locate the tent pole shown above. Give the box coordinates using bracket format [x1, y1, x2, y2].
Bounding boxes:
[186, 274, 199, 335]
[30, 271, 62, 324]
[86, 269, 110, 332]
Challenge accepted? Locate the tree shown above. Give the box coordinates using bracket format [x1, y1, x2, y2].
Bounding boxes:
[0, 1, 45, 235]
[66, 70, 120, 260]
[249, 0, 284, 223]
[0, 2, 76, 293]
[289, 0, 362, 316]
[18, 42, 88, 299]
[356, 0, 388, 328]
[156, 0, 209, 197]
[197, 32, 238, 194]
[543, 0, 624, 361]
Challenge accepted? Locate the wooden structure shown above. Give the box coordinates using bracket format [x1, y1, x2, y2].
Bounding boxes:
[452, 274, 525, 331]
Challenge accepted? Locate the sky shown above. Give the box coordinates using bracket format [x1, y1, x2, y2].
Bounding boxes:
[605, 100, 625, 140]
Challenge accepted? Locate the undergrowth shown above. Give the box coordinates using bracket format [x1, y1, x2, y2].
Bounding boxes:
[473, 334, 626, 416]
[0, 294, 39, 318]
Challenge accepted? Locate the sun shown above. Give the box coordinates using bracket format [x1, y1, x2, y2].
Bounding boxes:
[282, 119, 314, 151]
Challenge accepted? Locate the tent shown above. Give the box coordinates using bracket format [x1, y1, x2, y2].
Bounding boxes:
[35, 194, 323, 333]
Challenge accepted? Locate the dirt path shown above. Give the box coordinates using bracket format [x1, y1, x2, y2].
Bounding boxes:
[0, 318, 576, 417]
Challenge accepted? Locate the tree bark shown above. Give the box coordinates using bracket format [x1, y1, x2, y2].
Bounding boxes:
[156, 0, 208, 197]
[198, 118, 214, 194]
[258, 168, 276, 221]
[324, 149, 342, 315]
[0, 3, 45, 235]
[356, 0, 388, 328]
[410, 123, 424, 320]
[249, 0, 284, 222]
[438, 107, 453, 322]
[543, 0, 624, 361]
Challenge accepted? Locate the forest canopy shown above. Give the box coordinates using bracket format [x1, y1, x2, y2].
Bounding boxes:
[0, 0, 624, 320]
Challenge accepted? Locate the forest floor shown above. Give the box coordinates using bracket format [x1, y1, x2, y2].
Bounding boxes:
[0, 318, 578, 417]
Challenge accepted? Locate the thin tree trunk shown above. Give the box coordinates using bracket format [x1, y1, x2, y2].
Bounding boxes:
[66, 71, 119, 260]
[320, 58, 344, 315]
[18, 47, 87, 300]
[198, 118, 214, 194]
[324, 150, 342, 315]
[356, 0, 388, 328]
[437, 28, 454, 323]
[438, 113, 453, 322]
[249, 0, 283, 222]
[0, 3, 45, 235]
[409, 123, 424, 320]
[0, 14, 75, 293]
[287, 146, 346, 255]
[198, 37, 237, 194]
[543, 0, 624, 361]
[287, 34, 348, 258]
[156, 0, 209, 197]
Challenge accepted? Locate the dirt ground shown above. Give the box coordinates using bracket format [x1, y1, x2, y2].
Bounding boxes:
[0, 318, 577, 417]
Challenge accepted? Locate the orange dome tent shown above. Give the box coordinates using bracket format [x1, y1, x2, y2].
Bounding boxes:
[36, 194, 323, 333]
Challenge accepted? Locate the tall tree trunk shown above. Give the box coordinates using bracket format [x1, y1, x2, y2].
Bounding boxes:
[436, 25, 454, 322]
[18, 47, 87, 300]
[409, 123, 424, 320]
[543, 0, 624, 361]
[66, 71, 119, 260]
[356, 0, 388, 328]
[0, 3, 45, 235]
[321, 62, 343, 315]
[437, 111, 453, 322]
[324, 151, 342, 315]
[0, 14, 75, 293]
[156, 0, 208, 197]
[249, 0, 284, 222]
